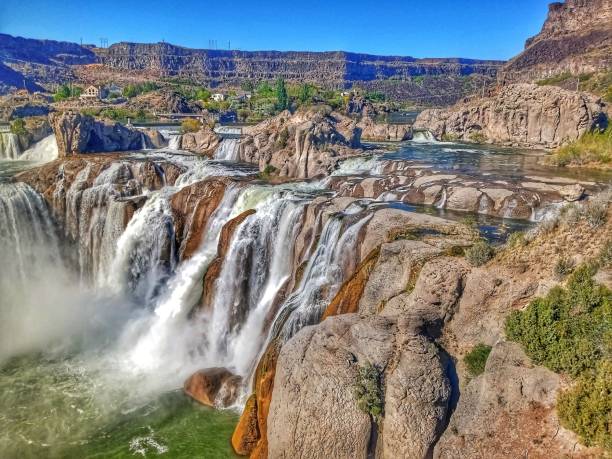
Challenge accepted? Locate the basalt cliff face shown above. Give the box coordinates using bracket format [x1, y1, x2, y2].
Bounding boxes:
[499, 0, 612, 82]
[95, 42, 501, 86]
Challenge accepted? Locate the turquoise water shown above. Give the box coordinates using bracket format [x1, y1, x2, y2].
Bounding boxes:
[0, 351, 239, 459]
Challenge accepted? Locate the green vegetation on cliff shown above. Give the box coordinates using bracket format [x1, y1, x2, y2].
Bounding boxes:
[122, 82, 158, 98]
[9, 118, 26, 136]
[551, 127, 612, 168]
[557, 361, 612, 450]
[464, 344, 492, 377]
[506, 264, 611, 449]
[353, 362, 384, 423]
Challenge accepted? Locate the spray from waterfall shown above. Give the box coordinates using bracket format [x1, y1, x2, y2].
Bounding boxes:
[19, 135, 59, 162]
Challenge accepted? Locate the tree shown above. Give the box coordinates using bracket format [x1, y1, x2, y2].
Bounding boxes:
[275, 78, 288, 111]
[53, 84, 72, 102]
[298, 83, 314, 105]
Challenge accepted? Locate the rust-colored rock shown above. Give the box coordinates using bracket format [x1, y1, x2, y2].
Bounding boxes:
[231, 394, 260, 456]
[183, 367, 242, 408]
[321, 247, 380, 320]
[232, 338, 281, 458]
[170, 178, 229, 260]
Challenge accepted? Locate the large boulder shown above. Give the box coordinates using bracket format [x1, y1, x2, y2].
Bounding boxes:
[178, 124, 221, 157]
[267, 314, 452, 459]
[184, 367, 243, 408]
[357, 117, 412, 142]
[414, 84, 608, 148]
[434, 342, 583, 459]
[237, 109, 363, 179]
[50, 111, 164, 156]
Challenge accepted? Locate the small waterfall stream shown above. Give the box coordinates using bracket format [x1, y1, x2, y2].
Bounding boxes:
[214, 139, 239, 161]
[0, 133, 21, 160]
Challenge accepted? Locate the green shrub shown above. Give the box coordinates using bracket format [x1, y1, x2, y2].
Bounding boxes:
[122, 82, 158, 98]
[584, 198, 608, 229]
[554, 257, 575, 279]
[505, 264, 611, 377]
[465, 240, 494, 267]
[9, 118, 27, 136]
[464, 344, 492, 377]
[181, 118, 201, 134]
[557, 361, 612, 449]
[353, 362, 384, 423]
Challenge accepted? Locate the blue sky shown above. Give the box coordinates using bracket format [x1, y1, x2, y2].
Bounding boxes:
[1, 0, 551, 60]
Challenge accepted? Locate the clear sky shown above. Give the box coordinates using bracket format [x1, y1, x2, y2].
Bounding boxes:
[0, 0, 552, 60]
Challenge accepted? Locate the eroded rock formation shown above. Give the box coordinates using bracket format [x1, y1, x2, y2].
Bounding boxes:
[414, 83, 608, 148]
[237, 109, 363, 178]
[50, 112, 166, 156]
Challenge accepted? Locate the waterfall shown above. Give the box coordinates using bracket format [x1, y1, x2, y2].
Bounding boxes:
[436, 188, 447, 209]
[411, 130, 438, 143]
[103, 191, 176, 303]
[168, 135, 182, 150]
[118, 185, 245, 380]
[19, 135, 59, 162]
[214, 139, 239, 161]
[202, 185, 309, 376]
[0, 182, 63, 286]
[271, 205, 372, 343]
[0, 133, 21, 160]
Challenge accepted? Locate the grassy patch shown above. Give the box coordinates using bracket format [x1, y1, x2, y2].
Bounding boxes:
[464, 344, 492, 377]
[551, 127, 612, 167]
[180, 119, 201, 134]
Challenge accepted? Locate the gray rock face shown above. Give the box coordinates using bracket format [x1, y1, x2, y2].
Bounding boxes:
[50, 112, 165, 156]
[357, 117, 412, 142]
[414, 83, 607, 148]
[267, 313, 452, 459]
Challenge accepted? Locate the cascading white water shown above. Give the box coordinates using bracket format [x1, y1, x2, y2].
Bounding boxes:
[19, 134, 59, 162]
[0, 182, 63, 285]
[214, 139, 239, 161]
[202, 185, 310, 376]
[270, 204, 373, 342]
[168, 135, 182, 150]
[0, 133, 21, 160]
[411, 130, 438, 143]
[117, 185, 245, 385]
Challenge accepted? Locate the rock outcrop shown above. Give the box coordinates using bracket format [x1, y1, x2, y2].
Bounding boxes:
[184, 368, 243, 408]
[357, 117, 412, 142]
[267, 313, 452, 459]
[414, 83, 608, 148]
[237, 109, 363, 178]
[178, 124, 221, 157]
[50, 111, 166, 156]
[499, 0, 612, 83]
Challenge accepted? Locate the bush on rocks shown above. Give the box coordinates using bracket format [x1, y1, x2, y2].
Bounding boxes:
[465, 240, 494, 267]
[464, 344, 492, 377]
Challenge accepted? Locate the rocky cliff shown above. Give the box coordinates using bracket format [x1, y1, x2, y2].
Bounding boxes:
[414, 83, 608, 148]
[499, 0, 612, 82]
[0, 33, 503, 103]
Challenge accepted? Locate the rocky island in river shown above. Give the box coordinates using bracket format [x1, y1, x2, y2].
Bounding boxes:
[0, 0, 610, 458]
